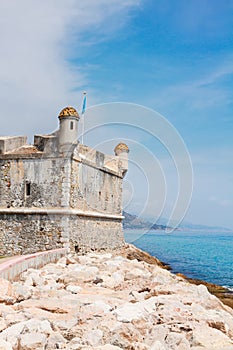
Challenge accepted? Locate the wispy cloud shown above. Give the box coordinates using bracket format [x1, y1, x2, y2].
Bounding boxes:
[0, 0, 141, 139]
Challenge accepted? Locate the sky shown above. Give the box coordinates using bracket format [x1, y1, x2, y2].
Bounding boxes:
[0, 0, 233, 229]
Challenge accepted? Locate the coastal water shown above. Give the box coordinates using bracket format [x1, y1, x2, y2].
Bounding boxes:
[124, 230, 233, 289]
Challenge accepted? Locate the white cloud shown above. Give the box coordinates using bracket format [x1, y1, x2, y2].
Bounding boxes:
[0, 0, 140, 140]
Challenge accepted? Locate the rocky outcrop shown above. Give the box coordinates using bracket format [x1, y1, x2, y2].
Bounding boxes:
[0, 244, 233, 349]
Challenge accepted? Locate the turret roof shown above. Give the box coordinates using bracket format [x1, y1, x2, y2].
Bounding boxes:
[58, 106, 79, 119]
[114, 142, 129, 153]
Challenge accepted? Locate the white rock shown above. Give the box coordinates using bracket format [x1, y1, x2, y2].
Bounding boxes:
[112, 272, 124, 286]
[0, 304, 15, 316]
[12, 283, 32, 301]
[0, 318, 7, 332]
[46, 331, 67, 349]
[129, 290, 146, 302]
[99, 253, 113, 259]
[66, 285, 82, 294]
[150, 341, 166, 350]
[59, 266, 99, 284]
[125, 267, 151, 280]
[57, 257, 67, 266]
[101, 272, 124, 289]
[104, 260, 123, 271]
[0, 322, 25, 349]
[84, 329, 103, 346]
[0, 278, 16, 304]
[4, 312, 27, 327]
[39, 280, 57, 291]
[0, 319, 52, 345]
[73, 265, 98, 274]
[2, 250, 233, 350]
[19, 332, 47, 350]
[52, 317, 78, 331]
[96, 345, 122, 350]
[191, 324, 233, 349]
[67, 337, 82, 349]
[114, 296, 158, 323]
[23, 276, 34, 287]
[114, 302, 146, 323]
[0, 339, 13, 350]
[165, 332, 190, 349]
[41, 264, 64, 277]
[29, 272, 44, 287]
[92, 300, 112, 313]
[66, 256, 78, 265]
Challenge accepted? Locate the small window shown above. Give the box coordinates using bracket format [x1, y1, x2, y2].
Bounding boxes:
[26, 182, 31, 196]
[70, 121, 74, 130]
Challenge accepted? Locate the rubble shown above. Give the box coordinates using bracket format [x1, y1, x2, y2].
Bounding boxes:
[0, 245, 233, 349]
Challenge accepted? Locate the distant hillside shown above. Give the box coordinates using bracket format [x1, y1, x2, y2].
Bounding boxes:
[123, 211, 168, 231]
[123, 212, 233, 233]
[178, 222, 233, 233]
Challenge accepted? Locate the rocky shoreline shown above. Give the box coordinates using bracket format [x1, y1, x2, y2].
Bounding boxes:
[0, 244, 233, 349]
[122, 244, 233, 309]
[178, 275, 233, 309]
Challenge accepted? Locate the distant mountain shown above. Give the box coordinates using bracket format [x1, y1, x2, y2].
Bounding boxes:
[178, 222, 233, 233]
[123, 211, 169, 231]
[123, 211, 233, 233]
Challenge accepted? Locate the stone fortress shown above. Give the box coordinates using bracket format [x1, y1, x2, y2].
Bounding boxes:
[0, 107, 129, 256]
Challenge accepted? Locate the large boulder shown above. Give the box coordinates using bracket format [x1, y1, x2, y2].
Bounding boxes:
[0, 279, 16, 305]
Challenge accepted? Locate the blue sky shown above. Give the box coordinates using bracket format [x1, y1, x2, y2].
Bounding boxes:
[0, 0, 233, 229]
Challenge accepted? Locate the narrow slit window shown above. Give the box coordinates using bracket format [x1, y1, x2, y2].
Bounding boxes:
[26, 182, 31, 196]
[70, 121, 74, 130]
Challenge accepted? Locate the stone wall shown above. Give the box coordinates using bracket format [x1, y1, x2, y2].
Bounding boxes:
[69, 215, 124, 253]
[0, 214, 64, 256]
[0, 213, 124, 256]
[0, 136, 27, 154]
[0, 157, 70, 208]
[0, 142, 125, 256]
[70, 160, 122, 214]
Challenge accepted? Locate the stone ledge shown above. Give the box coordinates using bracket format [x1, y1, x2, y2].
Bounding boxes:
[0, 208, 124, 220]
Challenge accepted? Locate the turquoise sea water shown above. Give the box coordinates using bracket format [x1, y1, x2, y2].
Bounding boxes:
[124, 230, 233, 289]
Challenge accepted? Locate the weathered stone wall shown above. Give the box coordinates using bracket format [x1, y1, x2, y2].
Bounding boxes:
[0, 214, 63, 256]
[0, 157, 71, 208]
[69, 215, 124, 253]
[70, 160, 122, 214]
[0, 136, 27, 154]
[0, 213, 124, 256]
[0, 142, 125, 256]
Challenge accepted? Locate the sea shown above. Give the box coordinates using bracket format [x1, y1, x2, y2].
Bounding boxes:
[124, 230, 233, 290]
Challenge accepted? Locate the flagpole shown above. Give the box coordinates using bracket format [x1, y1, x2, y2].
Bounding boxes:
[81, 92, 87, 145]
[81, 115, 84, 145]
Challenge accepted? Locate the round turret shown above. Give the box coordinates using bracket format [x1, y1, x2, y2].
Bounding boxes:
[114, 142, 129, 156]
[58, 107, 80, 119]
[58, 106, 80, 151]
[114, 142, 129, 176]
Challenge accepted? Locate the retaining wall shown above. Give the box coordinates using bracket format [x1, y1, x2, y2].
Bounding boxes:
[0, 248, 67, 281]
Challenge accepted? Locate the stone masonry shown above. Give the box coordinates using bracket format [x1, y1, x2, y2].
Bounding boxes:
[0, 107, 129, 255]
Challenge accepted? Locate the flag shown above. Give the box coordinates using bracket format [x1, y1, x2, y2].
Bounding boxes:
[82, 94, 87, 115]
